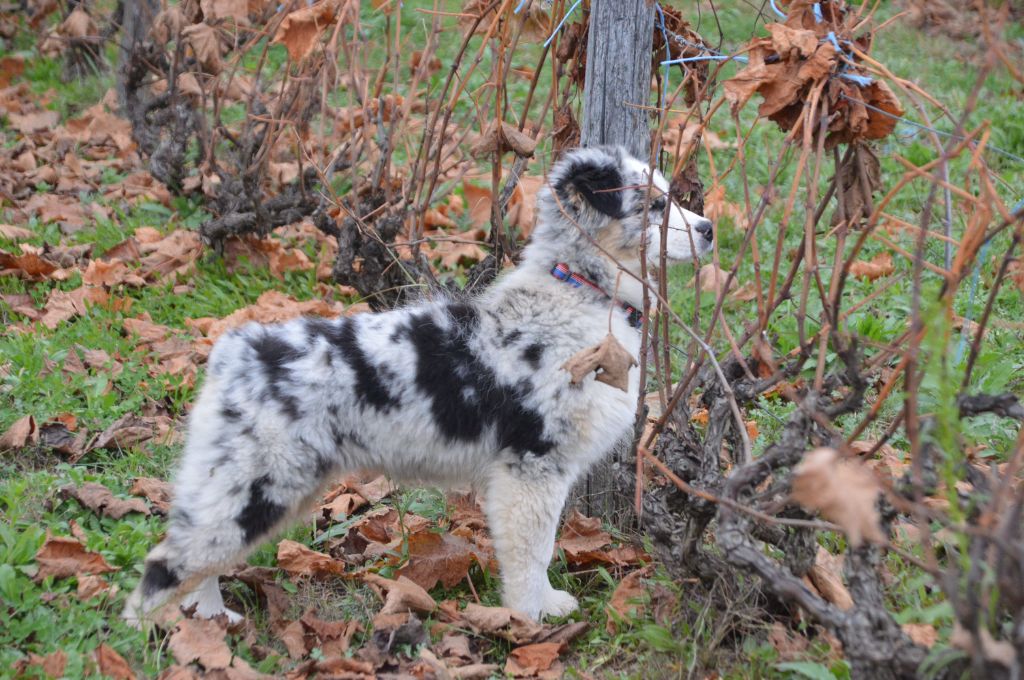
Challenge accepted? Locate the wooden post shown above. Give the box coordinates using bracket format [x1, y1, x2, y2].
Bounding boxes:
[571, 0, 656, 524]
[580, 0, 657, 158]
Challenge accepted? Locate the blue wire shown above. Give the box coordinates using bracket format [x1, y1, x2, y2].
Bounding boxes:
[812, 2, 823, 22]
[655, 4, 671, 109]
[661, 54, 749, 65]
[513, 0, 529, 13]
[543, 0, 583, 48]
[839, 73, 874, 86]
[768, 0, 788, 19]
[956, 239, 991, 363]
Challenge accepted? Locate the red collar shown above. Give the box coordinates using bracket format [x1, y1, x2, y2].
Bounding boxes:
[550, 263, 644, 329]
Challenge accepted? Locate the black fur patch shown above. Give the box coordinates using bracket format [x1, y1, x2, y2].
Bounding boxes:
[220, 403, 242, 421]
[502, 329, 522, 347]
[307, 317, 399, 412]
[522, 343, 545, 369]
[141, 559, 180, 596]
[406, 303, 554, 456]
[249, 332, 303, 420]
[237, 475, 286, 543]
[557, 156, 625, 219]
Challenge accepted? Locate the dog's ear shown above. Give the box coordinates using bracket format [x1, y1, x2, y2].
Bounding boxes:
[552, 148, 626, 219]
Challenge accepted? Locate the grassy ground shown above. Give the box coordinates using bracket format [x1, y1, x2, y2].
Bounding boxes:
[1, 2, 1023, 679]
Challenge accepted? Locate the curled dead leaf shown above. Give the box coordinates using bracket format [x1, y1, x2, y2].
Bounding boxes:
[60, 482, 151, 519]
[791, 447, 884, 547]
[471, 120, 537, 159]
[276, 539, 346, 578]
[271, 0, 345, 62]
[363, 573, 437, 616]
[562, 333, 637, 393]
[849, 251, 894, 281]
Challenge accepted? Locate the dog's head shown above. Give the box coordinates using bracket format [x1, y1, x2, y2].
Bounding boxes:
[533, 146, 714, 271]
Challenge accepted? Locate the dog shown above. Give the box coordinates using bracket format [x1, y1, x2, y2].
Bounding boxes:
[123, 145, 713, 624]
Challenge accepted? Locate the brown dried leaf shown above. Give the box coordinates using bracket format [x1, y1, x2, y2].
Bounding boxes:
[271, 0, 342, 62]
[76, 573, 113, 600]
[766, 23, 818, 57]
[396, 531, 478, 591]
[562, 333, 637, 392]
[902, 623, 938, 648]
[0, 414, 38, 450]
[90, 414, 155, 451]
[7, 109, 60, 134]
[849, 252, 894, 281]
[276, 539, 346, 578]
[60, 482, 151, 519]
[606, 567, 650, 633]
[14, 650, 67, 678]
[0, 224, 36, 240]
[92, 643, 135, 680]
[0, 249, 59, 280]
[556, 510, 611, 563]
[471, 120, 537, 158]
[791, 447, 884, 547]
[182, 23, 224, 74]
[34, 533, 117, 581]
[40, 286, 108, 329]
[807, 546, 853, 610]
[363, 573, 437, 616]
[458, 603, 542, 643]
[168, 618, 232, 669]
[504, 642, 563, 679]
[130, 477, 174, 514]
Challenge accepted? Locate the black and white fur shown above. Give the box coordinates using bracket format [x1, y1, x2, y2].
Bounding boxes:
[124, 146, 713, 624]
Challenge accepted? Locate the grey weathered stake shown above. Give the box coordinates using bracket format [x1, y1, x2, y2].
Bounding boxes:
[581, 0, 657, 159]
[573, 0, 656, 525]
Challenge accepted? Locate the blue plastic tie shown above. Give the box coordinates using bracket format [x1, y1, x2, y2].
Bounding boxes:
[826, 31, 842, 53]
[839, 73, 874, 86]
[812, 3, 823, 22]
[768, 0, 788, 19]
[543, 0, 582, 48]
[661, 54, 749, 65]
[514, 0, 529, 13]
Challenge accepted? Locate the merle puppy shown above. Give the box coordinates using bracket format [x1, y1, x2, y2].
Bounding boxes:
[124, 146, 713, 624]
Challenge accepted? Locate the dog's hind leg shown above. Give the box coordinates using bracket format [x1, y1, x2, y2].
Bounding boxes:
[483, 462, 579, 621]
[124, 437, 335, 626]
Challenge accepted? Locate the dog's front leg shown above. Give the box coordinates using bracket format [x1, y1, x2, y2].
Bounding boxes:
[483, 462, 579, 621]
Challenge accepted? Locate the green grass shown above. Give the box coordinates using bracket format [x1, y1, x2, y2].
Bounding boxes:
[1, 1, 1023, 678]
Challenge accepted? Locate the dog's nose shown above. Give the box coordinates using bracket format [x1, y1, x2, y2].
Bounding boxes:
[694, 219, 713, 241]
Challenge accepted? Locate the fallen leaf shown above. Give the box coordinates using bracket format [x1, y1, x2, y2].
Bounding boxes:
[0, 414, 38, 450]
[276, 539, 346, 578]
[168, 618, 231, 669]
[807, 546, 853, 610]
[556, 510, 611, 562]
[92, 643, 135, 680]
[60, 482, 151, 519]
[14, 650, 67, 678]
[363, 573, 437, 616]
[34, 532, 117, 582]
[40, 286, 108, 329]
[458, 603, 542, 643]
[562, 333, 637, 392]
[849, 251, 894, 281]
[504, 642, 563, 679]
[791, 447, 884, 547]
[279, 608, 360, 659]
[606, 567, 650, 633]
[396, 531, 479, 591]
[90, 414, 155, 451]
[77, 573, 114, 600]
[902, 623, 938, 648]
[130, 477, 174, 514]
[7, 109, 60, 134]
[0, 224, 36, 240]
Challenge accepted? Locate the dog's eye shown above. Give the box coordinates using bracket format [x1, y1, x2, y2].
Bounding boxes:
[651, 198, 667, 212]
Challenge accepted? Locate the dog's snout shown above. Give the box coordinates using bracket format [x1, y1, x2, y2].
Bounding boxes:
[695, 219, 713, 240]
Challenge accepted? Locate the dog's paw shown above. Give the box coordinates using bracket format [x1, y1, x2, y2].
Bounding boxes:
[538, 588, 579, 619]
